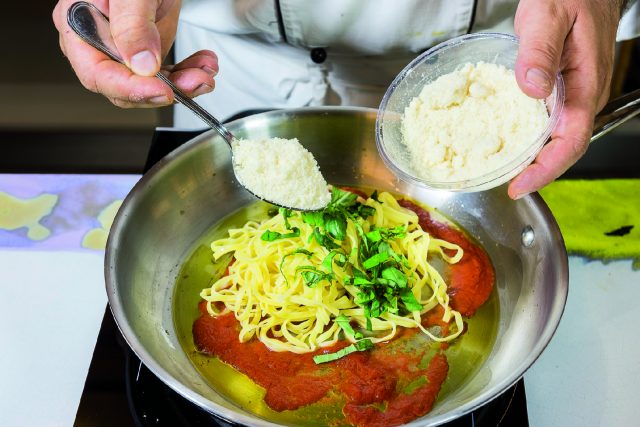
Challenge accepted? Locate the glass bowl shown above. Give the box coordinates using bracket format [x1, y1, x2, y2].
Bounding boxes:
[376, 32, 564, 192]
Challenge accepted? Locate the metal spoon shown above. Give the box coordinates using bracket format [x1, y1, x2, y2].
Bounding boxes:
[67, 1, 326, 211]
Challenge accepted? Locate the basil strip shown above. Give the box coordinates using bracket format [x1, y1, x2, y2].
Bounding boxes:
[301, 211, 325, 227]
[362, 252, 390, 269]
[365, 229, 382, 242]
[400, 288, 423, 312]
[260, 227, 300, 241]
[325, 214, 347, 240]
[381, 267, 408, 288]
[335, 314, 363, 340]
[279, 248, 314, 272]
[329, 187, 358, 209]
[279, 207, 294, 229]
[312, 339, 374, 364]
[357, 204, 376, 218]
[322, 250, 347, 273]
[296, 266, 334, 288]
[312, 227, 340, 250]
[278, 248, 314, 286]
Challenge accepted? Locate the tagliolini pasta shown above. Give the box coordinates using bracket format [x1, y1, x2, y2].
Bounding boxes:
[201, 191, 464, 353]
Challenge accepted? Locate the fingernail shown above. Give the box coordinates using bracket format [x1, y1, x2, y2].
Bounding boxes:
[509, 179, 531, 200]
[149, 95, 170, 104]
[525, 68, 552, 94]
[512, 191, 531, 200]
[130, 50, 158, 76]
[192, 83, 213, 97]
[202, 66, 218, 76]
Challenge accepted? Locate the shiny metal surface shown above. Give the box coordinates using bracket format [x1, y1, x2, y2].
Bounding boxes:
[592, 88, 640, 142]
[106, 107, 568, 427]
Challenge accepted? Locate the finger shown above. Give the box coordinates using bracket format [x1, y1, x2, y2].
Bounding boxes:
[514, 0, 572, 98]
[508, 73, 596, 199]
[156, 0, 182, 58]
[54, 0, 173, 107]
[94, 59, 175, 106]
[62, 27, 173, 105]
[168, 68, 215, 97]
[109, 0, 161, 76]
[171, 50, 219, 75]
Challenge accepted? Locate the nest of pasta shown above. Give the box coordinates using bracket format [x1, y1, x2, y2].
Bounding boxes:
[201, 188, 465, 360]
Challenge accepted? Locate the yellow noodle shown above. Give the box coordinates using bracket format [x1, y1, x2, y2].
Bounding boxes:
[201, 192, 465, 353]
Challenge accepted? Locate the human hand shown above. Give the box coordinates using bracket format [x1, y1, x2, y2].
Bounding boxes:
[509, 0, 625, 199]
[52, 0, 218, 108]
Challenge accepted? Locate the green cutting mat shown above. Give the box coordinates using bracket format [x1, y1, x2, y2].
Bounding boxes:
[540, 179, 640, 268]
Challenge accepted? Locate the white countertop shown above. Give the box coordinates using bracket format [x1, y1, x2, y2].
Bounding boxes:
[0, 174, 139, 427]
[525, 257, 640, 426]
[0, 250, 106, 427]
[1, 174, 638, 426]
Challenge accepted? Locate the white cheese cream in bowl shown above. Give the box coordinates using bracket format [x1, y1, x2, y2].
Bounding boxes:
[376, 32, 564, 192]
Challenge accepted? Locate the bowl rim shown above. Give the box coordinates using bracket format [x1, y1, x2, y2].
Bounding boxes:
[376, 32, 565, 192]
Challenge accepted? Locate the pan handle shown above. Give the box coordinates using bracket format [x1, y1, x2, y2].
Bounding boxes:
[591, 88, 640, 142]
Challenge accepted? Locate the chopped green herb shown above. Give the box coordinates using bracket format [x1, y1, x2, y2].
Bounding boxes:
[325, 214, 348, 240]
[269, 188, 422, 330]
[301, 211, 325, 227]
[365, 229, 382, 242]
[296, 266, 334, 288]
[362, 252, 390, 269]
[335, 314, 363, 340]
[381, 267, 408, 288]
[312, 227, 340, 250]
[328, 187, 358, 210]
[260, 228, 300, 241]
[278, 248, 314, 286]
[357, 204, 376, 218]
[279, 248, 314, 271]
[279, 207, 294, 229]
[312, 339, 374, 364]
[322, 250, 347, 272]
[400, 288, 422, 312]
[355, 290, 375, 304]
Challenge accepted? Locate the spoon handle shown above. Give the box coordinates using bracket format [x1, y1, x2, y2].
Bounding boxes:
[66, 1, 235, 145]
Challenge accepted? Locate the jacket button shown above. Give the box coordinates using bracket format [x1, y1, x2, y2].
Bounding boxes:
[310, 48, 327, 64]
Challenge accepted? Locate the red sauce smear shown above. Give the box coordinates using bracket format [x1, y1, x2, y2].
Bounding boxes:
[192, 196, 495, 426]
[343, 354, 448, 427]
[194, 305, 449, 426]
[398, 199, 495, 317]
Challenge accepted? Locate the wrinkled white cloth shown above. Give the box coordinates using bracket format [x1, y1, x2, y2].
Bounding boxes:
[174, 0, 640, 126]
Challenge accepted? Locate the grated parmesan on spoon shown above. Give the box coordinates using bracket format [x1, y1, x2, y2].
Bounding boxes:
[231, 137, 331, 211]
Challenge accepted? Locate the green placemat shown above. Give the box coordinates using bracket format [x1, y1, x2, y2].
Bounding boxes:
[540, 179, 640, 268]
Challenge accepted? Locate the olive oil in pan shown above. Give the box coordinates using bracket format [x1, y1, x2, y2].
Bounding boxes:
[173, 196, 498, 426]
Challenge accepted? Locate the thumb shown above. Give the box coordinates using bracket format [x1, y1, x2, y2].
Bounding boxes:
[514, 1, 571, 99]
[109, 0, 161, 76]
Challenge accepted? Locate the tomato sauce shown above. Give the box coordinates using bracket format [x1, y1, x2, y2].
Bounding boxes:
[398, 200, 495, 317]
[191, 196, 495, 426]
[194, 305, 450, 426]
[343, 354, 448, 427]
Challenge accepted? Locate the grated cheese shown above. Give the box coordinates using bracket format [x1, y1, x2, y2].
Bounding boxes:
[402, 62, 549, 183]
[231, 137, 331, 210]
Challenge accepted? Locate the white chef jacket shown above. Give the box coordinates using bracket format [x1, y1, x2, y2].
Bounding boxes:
[174, 0, 640, 127]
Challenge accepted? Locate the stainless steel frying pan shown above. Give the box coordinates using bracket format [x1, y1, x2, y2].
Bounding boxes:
[106, 106, 573, 426]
